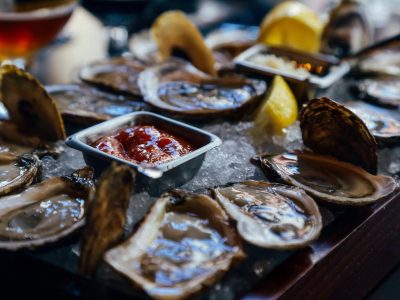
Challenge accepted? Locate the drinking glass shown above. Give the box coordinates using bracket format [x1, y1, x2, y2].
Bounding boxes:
[0, 0, 77, 68]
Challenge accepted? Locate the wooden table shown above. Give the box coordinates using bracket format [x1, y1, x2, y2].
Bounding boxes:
[11, 6, 400, 300]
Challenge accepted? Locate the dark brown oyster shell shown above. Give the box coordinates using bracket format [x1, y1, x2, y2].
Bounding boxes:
[300, 97, 377, 174]
[0, 167, 94, 250]
[212, 180, 322, 249]
[252, 151, 397, 206]
[79, 163, 135, 276]
[47, 84, 147, 125]
[138, 59, 266, 119]
[104, 189, 244, 300]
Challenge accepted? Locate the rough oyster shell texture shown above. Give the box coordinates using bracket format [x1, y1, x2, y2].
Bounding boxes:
[300, 97, 377, 174]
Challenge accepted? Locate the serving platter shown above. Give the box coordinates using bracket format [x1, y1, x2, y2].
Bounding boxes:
[2, 6, 400, 300]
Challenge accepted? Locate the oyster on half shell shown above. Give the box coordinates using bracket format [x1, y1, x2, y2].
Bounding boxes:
[104, 190, 244, 300]
[212, 181, 322, 249]
[47, 84, 147, 125]
[0, 167, 94, 250]
[346, 102, 400, 145]
[252, 152, 397, 206]
[0, 153, 41, 197]
[138, 59, 266, 118]
[79, 56, 149, 97]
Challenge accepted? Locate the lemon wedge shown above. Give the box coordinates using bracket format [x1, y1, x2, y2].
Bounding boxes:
[254, 75, 298, 134]
[258, 1, 323, 52]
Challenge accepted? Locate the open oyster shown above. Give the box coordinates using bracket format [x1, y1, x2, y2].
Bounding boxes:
[138, 59, 266, 118]
[252, 152, 397, 206]
[79, 56, 148, 97]
[151, 10, 217, 76]
[212, 181, 322, 249]
[0, 153, 41, 197]
[321, 0, 372, 57]
[358, 50, 400, 77]
[346, 102, 400, 144]
[300, 97, 377, 174]
[0, 167, 94, 250]
[352, 76, 400, 108]
[47, 84, 147, 125]
[0, 65, 66, 142]
[104, 190, 244, 300]
[80, 164, 134, 276]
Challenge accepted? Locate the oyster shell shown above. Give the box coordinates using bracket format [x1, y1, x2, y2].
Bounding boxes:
[138, 59, 266, 118]
[47, 84, 147, 125]
[0, 153, 41, 197]
[0, 167, 94, 250]
[0, 65, 66, 142]
[104, 190, 244, 300]
[79, 56, 148, 97]
[352, 76, 400, 108]
[151, 10, 217, 76]
[79, 163, 134, 276]
[212, 181, 322, 249]
[346, 102, 400, 144]
[252, 151, 397, 206]
[358, 50, 400, 77]
[321, 0, 373, 57]
[300, 97, 377, 174]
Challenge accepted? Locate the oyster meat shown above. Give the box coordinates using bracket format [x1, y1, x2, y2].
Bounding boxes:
[252, 152, 397, 206]
[352, 76, 400, 108]
[47, 84, 147, 125]
[300, 97, 377, 174]
[80, 164, 135, 276]
[0, 153, 41, 197]
[105, 190, 244, 300]
[79, 56, 148, 97]
[0, 65, 66, 142]
[138, 59, 266, 118]
[346, 102, 400, 144]
[0, 167, 94, 250]
[212, 181, 322, 249]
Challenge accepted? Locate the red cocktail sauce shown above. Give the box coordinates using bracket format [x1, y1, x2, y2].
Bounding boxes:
[92, 125, 195, 165]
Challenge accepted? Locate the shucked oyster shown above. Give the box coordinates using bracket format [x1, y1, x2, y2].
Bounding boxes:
[346, 102, 400, 145]
[80, 163, 134, 276]
[352, 76, 400, 108]
[47, 84, 147, 125]
[138, 59, 266, 118]
[79, 56, 148, 97]
[0, 152, 41, 197]
[105, 190, 244, 300]
[212, 181, 322, 249]
[0, 167, 94, 250]
[300, 97, 377, 174]
[252, 152, 397, 206]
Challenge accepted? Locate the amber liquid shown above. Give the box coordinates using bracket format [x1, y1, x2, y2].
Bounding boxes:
[0, 0, 76, 59]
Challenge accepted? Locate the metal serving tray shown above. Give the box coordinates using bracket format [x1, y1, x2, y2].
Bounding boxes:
[234, 44, 351, 89]
[66, 111, 222, 195]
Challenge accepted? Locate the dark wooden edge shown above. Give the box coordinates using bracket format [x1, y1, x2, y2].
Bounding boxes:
[243, 190, 400, 300]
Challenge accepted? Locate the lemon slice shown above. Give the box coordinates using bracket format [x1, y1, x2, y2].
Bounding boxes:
[254, 75, 298, 134]
[258, 1, 323, 53]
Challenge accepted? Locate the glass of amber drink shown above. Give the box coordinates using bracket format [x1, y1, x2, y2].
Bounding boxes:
[0, 0, 77, 66]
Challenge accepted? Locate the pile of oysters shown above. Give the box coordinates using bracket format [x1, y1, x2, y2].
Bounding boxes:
[0, 3, 400, 300]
